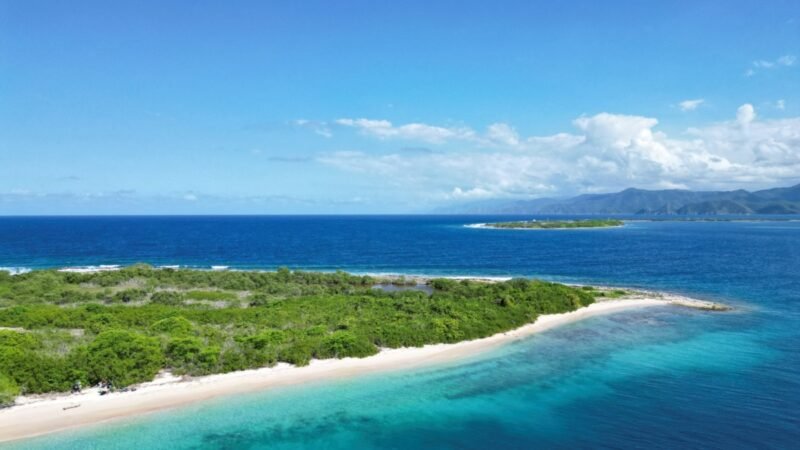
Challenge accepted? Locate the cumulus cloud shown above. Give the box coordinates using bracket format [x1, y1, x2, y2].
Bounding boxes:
[679, 99, 705, 111]
[486, 123, 520, 146]
[318, 104, 800, 202]
[737, 103, 756, 124]
[574, 113, 659, 149]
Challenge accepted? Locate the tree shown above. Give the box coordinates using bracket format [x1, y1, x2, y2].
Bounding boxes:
[318, 331, 377, 359]
[166, 337, 220, 375]
[150, 316, 194, 335]
[86, 330, 163, 387]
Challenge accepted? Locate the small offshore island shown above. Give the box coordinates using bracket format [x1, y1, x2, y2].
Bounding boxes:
[477, 219, 625, 229]
[0, 266, 728, 442]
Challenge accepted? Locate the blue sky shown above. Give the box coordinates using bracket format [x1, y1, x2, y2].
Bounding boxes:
[1, 0, 799, 214]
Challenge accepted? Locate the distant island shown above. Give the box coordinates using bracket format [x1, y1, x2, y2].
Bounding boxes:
[480, 219, 624, 229]
[438, 183, 800, 215]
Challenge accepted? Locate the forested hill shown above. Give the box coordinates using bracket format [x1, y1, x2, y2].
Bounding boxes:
[437, 183, 800, 215]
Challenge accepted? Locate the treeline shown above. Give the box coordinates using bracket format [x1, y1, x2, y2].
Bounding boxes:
[0, 267, 596, 406]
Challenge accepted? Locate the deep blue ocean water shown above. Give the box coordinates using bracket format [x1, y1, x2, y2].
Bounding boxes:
[1, 216, 799, 449]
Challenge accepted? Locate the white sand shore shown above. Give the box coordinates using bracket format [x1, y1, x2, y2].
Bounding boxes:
[0, 297, 710, 443]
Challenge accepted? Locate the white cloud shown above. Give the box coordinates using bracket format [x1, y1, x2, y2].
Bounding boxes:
[748, 54, 796, 75]
[335, 118, 475, 144]
[310, 117, 587, 152]
[486, 123, 520, 146]
[573, 113, 660, 153]
[292, 119, 332, 138]
[318, 104, 800, 202]
[777, 55, 797, 66]
[679, 99, 705, 111]
[776, 99, 786, 110]
[450, 187, 496, 200]
[737, 103, 756, 125]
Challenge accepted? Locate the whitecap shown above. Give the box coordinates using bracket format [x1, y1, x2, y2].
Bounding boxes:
[464, 223, 488, 229]
[58, 265, 121, 273]
[0, 267, 32, 276]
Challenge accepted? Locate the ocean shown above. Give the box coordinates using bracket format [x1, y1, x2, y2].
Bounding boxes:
[1, 215, 799, 449]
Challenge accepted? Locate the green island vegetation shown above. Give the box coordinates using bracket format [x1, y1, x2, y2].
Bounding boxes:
[0, 266, 612, 406]
[485, 219, 625, 229]
[580, 285, 628, 298]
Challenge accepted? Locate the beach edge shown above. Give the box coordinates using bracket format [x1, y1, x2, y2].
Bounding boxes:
[0, 296, 722, 443]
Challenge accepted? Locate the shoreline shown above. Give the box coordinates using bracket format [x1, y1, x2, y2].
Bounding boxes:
[0, 295, 722, 443]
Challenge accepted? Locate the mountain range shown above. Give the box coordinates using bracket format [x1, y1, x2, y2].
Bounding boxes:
[437, 183, 800, 215]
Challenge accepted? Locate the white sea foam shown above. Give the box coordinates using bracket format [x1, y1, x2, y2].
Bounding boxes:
[0, 267, 32, 276]
[211, 265, 229, 271]
[354, 271, 513, 282]
[463, 223, 488, 229]
[58, 265, 121, 273]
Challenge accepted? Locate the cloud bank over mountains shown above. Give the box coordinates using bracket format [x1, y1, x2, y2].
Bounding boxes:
[3, 105, 798, 214]
[316, 104, 800, 201]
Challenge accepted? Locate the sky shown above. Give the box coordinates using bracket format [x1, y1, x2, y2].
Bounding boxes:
[1, 0, 799, 214]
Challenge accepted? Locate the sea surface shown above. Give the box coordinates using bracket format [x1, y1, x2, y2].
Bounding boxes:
[1, 215, 799, 449]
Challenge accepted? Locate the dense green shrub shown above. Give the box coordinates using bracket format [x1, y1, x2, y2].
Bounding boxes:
[150, 291, 184, 306]
[240, 330, 285, 349]
[278, 343, 313, 366]
[86, 313, 119, 333]
[85, 330, 163, 387]
[0, 373, 19, 407]
[318, 331, 378, 359]
[0, 332, 79, 394]
[150, 316, 194, 335]
[111, 289, 147, 304]
[165, 337, 220, 375]
[248, 293, 268, 307]
[185, 290, 238, 301]
[0, 267, 601, 401]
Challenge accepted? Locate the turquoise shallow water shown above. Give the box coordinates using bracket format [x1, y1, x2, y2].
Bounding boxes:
[1, 216, 799, 448]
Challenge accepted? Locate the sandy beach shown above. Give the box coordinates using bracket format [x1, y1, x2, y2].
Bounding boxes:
[0, 296, 715, 443]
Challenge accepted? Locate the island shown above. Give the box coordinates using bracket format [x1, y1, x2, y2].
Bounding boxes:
[479, 219, 625, 229]
[0, 266, 728, 441]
